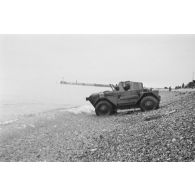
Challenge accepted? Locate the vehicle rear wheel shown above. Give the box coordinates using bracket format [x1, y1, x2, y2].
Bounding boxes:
[140, 96, 158, 111]
[112, 108, 117, 114]
[95, 101, 113, 116]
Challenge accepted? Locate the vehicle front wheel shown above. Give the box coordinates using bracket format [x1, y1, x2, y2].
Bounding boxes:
[95, 101, 113, 116]
[140, 96, 159, 111]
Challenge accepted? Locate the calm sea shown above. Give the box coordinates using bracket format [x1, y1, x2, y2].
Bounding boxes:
[0, 96, 73, 124]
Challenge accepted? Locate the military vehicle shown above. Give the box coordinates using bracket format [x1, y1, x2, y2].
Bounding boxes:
[60, 80, 161, 116]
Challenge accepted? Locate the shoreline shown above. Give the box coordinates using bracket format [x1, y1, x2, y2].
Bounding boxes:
[0, 90, 194, 161]
[0, 103, 84, 125]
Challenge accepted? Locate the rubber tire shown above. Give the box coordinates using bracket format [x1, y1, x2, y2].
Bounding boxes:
[112, 108, 117, 114]
[95, 101, 113, 116]
[140, 96, 158, 111]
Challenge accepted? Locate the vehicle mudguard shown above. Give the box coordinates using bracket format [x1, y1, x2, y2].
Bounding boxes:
[94, 97, 117, 108]
[137, 92, 160, 104]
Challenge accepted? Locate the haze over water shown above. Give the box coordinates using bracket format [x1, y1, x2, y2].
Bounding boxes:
[0, 35, 195, 122]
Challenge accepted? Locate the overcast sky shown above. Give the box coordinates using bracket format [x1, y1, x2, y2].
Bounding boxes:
[0, 35, 194, 105]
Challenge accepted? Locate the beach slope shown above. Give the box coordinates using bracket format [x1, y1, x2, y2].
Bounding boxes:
[0, 91, 194, 161]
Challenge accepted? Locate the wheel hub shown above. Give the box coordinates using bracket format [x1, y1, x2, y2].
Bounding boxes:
[100, 105, 108, 113]
[145, 101, 153, 107]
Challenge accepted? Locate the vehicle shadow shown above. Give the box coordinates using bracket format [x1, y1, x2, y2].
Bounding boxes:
[116, 109, 142, 116]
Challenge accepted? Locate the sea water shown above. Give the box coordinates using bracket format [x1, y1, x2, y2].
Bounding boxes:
[0, 97, 71, 124]
[0, 80, 103, 124]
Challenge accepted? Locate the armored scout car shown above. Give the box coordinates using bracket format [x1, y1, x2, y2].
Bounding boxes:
[60, 80, 161, 116]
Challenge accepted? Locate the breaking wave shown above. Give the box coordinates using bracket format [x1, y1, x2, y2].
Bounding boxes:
[0, 119, 18, 125]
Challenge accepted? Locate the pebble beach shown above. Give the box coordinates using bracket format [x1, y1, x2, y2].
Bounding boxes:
[0, 90, 194, 162]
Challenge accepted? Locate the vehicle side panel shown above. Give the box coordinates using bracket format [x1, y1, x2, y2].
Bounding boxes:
[117, 90, 140, 108]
